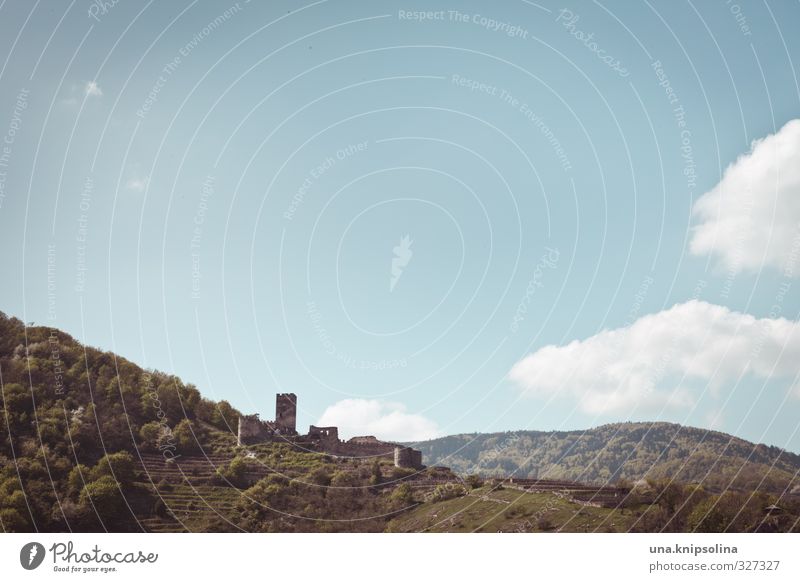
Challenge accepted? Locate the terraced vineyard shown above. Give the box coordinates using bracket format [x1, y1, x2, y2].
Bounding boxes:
[135, 454, 259, 532]
[387, 485, 636, 533]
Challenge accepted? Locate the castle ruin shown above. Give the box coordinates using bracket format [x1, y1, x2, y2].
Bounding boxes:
[275, 393, 297, 434]
[394, 446, 423, 469]
[237, 393, 424, 469]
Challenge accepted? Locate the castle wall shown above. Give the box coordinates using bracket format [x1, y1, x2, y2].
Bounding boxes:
[308, 425, 339, 445]
[335, 441, 396, 458]
[237, 414, 276, 446]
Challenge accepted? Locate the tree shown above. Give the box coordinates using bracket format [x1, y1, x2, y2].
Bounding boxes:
[173, 419, 201, 454]
[465, 474, 484, 489]
[139, 422, 163, 452]
[215, 457, 248, 488]
[687, 492, 763, 533]
[89, 451, 136, 486]
[211, 400, 238, 431]
[67, 464, 90, 498]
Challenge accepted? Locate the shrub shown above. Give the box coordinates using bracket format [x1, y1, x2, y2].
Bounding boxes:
[215, 457, 248, 488]
[465, 474, 484, 489]
[430, 483, 467, 502]
[309, 467, 332, 487]
[390, 483, 414, 506]
[79, 476, 126, 516]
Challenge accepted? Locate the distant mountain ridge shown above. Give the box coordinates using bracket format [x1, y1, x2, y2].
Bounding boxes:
[411, 423, 800, 495]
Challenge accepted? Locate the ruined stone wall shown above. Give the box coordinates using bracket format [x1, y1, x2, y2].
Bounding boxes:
[335, 441, 396, 458]
[237, 414, 276, 446]
[347, 436, 381, 445]
[308, 425, 339, 444]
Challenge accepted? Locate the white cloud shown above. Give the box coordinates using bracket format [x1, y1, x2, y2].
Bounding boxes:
[85, 81, 103, 97]
[317, 399, 441, 442]
[690, 119, 800, 276]
[509, 300, 800, 415]
[125, 176, 148, 192]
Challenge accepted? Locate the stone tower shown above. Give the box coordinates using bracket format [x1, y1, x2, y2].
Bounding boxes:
[394, 446, 423, 469]
[275, 393, 297, 435]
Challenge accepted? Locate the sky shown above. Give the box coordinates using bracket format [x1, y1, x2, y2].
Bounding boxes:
[0, 0, 798, 451]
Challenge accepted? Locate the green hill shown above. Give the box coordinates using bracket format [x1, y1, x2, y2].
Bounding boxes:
[2, 311, 798, 533]
[0, 311, 416, 532]
[412, 425, 800, 495]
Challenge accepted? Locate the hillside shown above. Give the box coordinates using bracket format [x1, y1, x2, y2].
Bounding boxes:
[0, 311, 423, 532]
[387, 478, 800, 533]
[387, 483, 635, 533]
[2, 311, 798, 533]
[412, 425, 800, 495]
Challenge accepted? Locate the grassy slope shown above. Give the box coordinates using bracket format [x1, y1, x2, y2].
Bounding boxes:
[387, 486, 635, 533]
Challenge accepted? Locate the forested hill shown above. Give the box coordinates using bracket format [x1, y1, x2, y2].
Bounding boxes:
[0, 311, 244, 531]
[412, 424, 800, 494]
[0, 310, 242, 455]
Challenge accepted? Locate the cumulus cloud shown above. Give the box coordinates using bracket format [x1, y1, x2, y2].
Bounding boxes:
[690, 119, 800, 276]
[317, 399, 441, 441]
[509, 300, 800, 415]
[85, 80, 103, 97]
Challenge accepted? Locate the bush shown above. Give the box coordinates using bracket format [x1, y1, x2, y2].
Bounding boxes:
[391, 467, 415, 480]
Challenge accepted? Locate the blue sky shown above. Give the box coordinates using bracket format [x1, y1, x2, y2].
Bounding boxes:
[1, 1, 799, 450]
